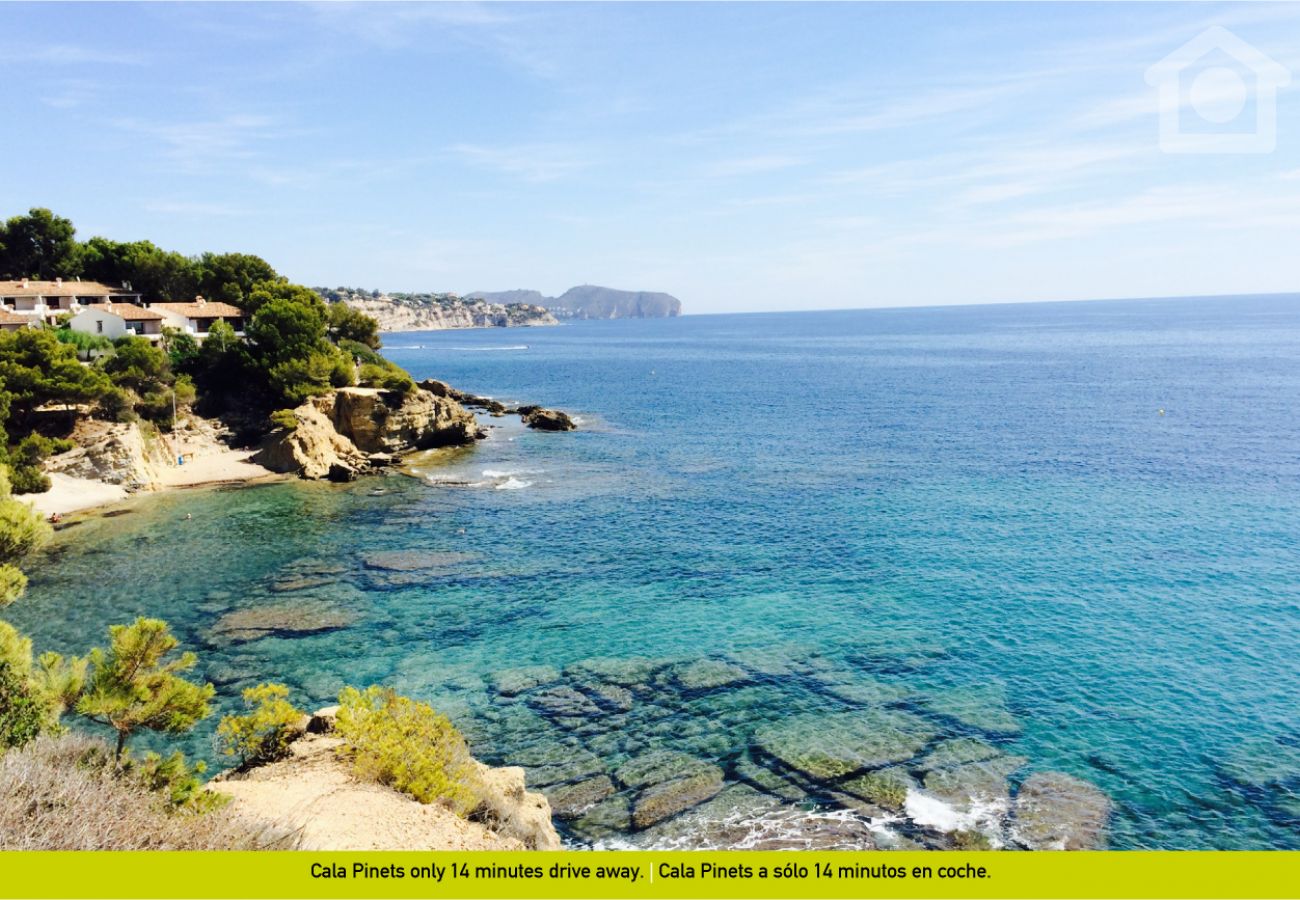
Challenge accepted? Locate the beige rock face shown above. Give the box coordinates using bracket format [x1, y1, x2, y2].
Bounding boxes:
[331, 387, 478, 454]
[46, 420, 171, 491]
[252, 396, 369, 480]
[336, 295, 557, 333]
[212, 709, 561, 851]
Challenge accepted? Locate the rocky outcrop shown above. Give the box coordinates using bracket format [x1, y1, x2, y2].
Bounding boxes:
[255, 387, 479, 481]
[253, 398, 369, 481]
[45, 420, 171, 491]
[314, 290, 558, 333]
[212, 707, 561, 851]
[518, 406, 576, 432]
[331, 387, 478, 453]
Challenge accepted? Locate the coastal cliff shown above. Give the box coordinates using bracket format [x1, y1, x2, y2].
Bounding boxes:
[213, 706, 560, 851]
[470, 285, 682, 320]
[316, 288, 557, 333]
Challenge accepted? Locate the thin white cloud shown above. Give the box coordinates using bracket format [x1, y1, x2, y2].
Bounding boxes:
[450, 143, 592, 182]
[111, 114, 282, 168]
[703, 155, 804, 177]
[0, 43, 144, 65]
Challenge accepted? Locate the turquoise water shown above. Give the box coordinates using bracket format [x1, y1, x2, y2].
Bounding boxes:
[11, 295, 1300, 848]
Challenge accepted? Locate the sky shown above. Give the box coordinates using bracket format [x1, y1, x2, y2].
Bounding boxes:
[3, 1, 1299, 314]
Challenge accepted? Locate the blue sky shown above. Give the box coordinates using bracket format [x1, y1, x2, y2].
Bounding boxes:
[3, 2, 1299, 313]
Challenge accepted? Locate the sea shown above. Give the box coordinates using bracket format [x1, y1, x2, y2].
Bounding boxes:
[10, 294, 1300, 849]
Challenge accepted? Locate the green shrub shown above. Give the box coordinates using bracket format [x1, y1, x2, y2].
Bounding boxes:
[48, 438, 75, 455]
[129, 750, 224, 812]
[95, 386, 137, 423]
[357, 361, 415, 394]
[216, 682, 303, 767]
[13, 433, 52, 467]
[338, 339, 383, 366]
[0, 660, 45, 750]
[268, 409, 298, 431]
[136, 390, 174, 425]
[9, 466, 50, 495]
[334, 686, 483, 816]
[172, 375, 197, 408]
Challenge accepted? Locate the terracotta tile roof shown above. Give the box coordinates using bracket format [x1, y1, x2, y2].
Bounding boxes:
[151, 301, 245, 319]
[0, 280, 127, 298]
[85, 302, 164, 321]
[0, 309, 32, 325]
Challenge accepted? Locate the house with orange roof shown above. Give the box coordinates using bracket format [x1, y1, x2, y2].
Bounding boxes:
[0, 309, 34, 332]
[148, 297, 246, 337]
[0, 278, 142, 324]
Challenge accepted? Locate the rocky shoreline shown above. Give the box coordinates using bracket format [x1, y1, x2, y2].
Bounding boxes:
[253, 382, 577, 483]
[28, 380, 1114, 852]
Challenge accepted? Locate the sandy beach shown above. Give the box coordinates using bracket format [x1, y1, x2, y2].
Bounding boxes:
[26, 445, 280, 518]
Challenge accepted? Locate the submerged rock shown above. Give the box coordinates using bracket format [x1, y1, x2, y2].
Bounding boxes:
[632, 769, 724, 829]
[1011, 772, 1112, 850]
[838, 767, 915, 812]
[673, 659, 749, 691]
[814, 672, 912, 706]
[916, 737, 1004, 772]
[755, 709, 936, 782]
[491, 666, 560, 697]
[564, 656, 662, 688]
[529, 686, 603, 720]
[644, 787, 878, 850]
[923, 755, 1028, 807]
[615, 751, 716, 789]
[269, 574, 338, 593]
[732, 754, 809, 803]
[918, 685, 1022, 735]
[360, 549, 477, 572]
[209, 602, 355, 645]
[545, 775, 616, 820]
[568, 795, 632, 841]
[1219, 736, 1300, 790]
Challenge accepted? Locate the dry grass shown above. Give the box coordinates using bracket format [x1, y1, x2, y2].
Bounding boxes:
[0, 733, 294, 849]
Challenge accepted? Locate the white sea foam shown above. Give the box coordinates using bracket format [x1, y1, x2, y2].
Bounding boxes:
[482, 468, 542, 478]
[495, 477, 532, 490]
[904, 789, 1007, 845]
[440, 344, 528, 352]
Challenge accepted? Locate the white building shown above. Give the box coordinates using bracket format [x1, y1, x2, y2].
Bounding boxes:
[0, 279, 142, 324]
[68, 302, 166, 341]
[148, 298, 246, 337]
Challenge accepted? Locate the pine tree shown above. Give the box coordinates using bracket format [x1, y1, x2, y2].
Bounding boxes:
[0, 466, 51, 607]
[75, 618, 213, 759]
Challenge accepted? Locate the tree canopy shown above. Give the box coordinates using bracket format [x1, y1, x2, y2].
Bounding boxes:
[0, 209, 79, 281]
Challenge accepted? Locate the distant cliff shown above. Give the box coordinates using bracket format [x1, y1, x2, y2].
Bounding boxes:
[468, 285, 682, 320]
[315, 288, 557, 333]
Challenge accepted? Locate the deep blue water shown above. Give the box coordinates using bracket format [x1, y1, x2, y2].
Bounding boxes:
[12, 295, 1300, 848]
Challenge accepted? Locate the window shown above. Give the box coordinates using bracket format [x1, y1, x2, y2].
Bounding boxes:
[96, 321, 103, 333]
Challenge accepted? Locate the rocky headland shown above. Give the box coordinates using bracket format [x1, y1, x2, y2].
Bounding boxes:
[212, 706, 560, 851]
